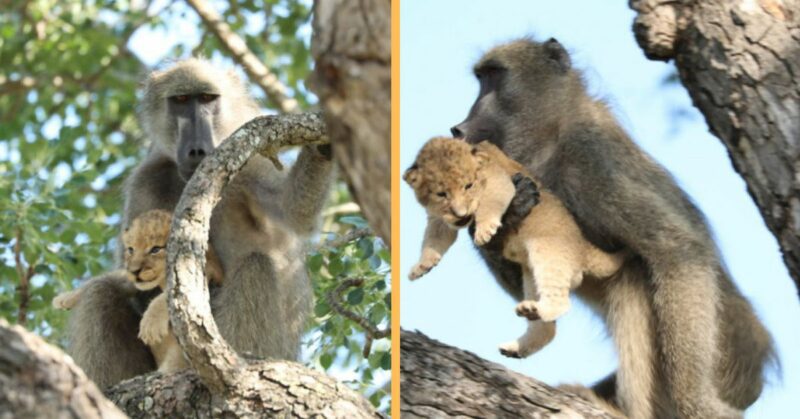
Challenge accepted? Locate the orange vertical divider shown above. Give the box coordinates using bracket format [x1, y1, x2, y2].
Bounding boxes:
[390, 0, 401, 417]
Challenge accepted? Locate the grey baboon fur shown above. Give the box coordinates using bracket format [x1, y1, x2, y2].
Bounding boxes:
[67, 59, 333, 388]
[451, 37, 774, 419]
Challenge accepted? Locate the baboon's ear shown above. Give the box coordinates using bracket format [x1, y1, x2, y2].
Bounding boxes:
[403, 163, 420, 187]
[544, 38, 571, 73]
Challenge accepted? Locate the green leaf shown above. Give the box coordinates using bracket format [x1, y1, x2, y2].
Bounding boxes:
[328, 257, 344, 277]
[320, 353, 333, 370]
[380, 351, 391, 370]
[314, 300, 330, 317]
[356, 237, 373, 259]
[347, 287, 364, 305]
[307, 253, 323, 273]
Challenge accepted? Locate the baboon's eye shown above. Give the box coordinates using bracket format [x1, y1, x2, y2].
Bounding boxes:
[465, 183, 473, 190]
[127, 247, 134, 255]
[149, 246, 164, 255]
[199, 93, 219, 103]
[172, 95, 189, 103]
[436, 191, 447, 198]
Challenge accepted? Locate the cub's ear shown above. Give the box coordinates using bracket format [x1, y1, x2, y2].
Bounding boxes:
[403, 163, 420, 188]
[543, 37, 571, 73]
[471, 146, 490, 166]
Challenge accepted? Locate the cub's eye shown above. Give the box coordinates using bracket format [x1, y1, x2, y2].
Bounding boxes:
[465, 183, 473, 190]
[171, 95, 189, 103]
[149, 246, 164, 255]
[436, 191, 447, 198]
[127, 247, 134, 255]
[199, 93, 219, 103]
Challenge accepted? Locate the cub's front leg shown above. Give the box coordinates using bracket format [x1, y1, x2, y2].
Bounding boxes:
[409, 216, 457, 280]
[473, 167, 516, 246]
[139, 293, 170, 346]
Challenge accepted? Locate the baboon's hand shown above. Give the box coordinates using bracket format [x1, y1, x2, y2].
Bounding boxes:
[474, 218, 502, 246]
[139, 308, 169, 345]
[502, 173, 540, 230]
[408, 253, 441, 280]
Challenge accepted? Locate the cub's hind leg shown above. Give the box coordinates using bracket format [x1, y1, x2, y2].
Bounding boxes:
[499, 270, 555, 358]
[499, 320, 556, 359]
[515, 238, 580, 322]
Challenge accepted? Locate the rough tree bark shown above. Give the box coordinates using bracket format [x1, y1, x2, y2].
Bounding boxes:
[310, 0, 392, 244]
[0, 319, 125, 418]
[400, 330, 618, 419]
[1, 114, 382, 418]
[630, 0, 800, 296]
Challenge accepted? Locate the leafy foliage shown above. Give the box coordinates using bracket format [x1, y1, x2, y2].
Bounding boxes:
[0, 0, 389, 413]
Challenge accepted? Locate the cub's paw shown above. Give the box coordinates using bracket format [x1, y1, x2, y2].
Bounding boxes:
[515, 300, 541, 321]
[408, 256, 440, 280]
[498, 341, 533, 359]
[517, 299, 569, 322]
[52, 291, 80, 310]
[139, 315, 169, 346]
[473, 219, 501, 246]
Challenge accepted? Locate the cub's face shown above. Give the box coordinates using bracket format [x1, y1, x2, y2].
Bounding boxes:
[121, 210, 172, 291]
[404, 137, 486, 228]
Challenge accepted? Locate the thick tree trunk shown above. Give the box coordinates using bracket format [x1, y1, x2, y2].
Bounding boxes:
[400, 330, 619, 418]
[630, 0, 800, 296]
[310, 0, 392, 244]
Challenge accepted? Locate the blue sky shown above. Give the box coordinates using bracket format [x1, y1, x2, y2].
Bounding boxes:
[399, 1, 799, 417]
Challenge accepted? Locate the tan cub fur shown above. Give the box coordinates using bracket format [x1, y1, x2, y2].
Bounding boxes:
[404, 137, 625, 358]
[53, 209, 223, 373]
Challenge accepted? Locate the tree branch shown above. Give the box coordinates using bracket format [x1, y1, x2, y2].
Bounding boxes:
[98, 111, 380, 417]
[400, 329, 620, 418]
[185, 0, 299, 113]
[327, 277, 390, 357]
[13, 228, 34, 326]
[630, 0, 800, 296]
[166, 112, 328, 393]
[321, 226, 373, 249]
[310, 0, 391, 243]
[0, 319, 126, 418]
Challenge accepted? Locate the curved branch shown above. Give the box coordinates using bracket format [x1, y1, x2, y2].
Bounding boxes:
[165, 112, 328, 393]
[186, 0, 299, 113]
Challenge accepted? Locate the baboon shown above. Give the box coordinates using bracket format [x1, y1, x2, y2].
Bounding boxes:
[67, 59, 333, 388]
[451, 37, 774, 419]
[405, 137, 626, 358]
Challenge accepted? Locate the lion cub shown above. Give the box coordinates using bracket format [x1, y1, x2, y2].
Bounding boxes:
[404, 137, 625, 358]
[53, 209, 223, 373]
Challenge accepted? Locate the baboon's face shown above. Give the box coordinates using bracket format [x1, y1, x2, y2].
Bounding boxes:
[168, 92, 222, 181]
[451, 38, 572, 150]
[450, 57, 510, 148]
